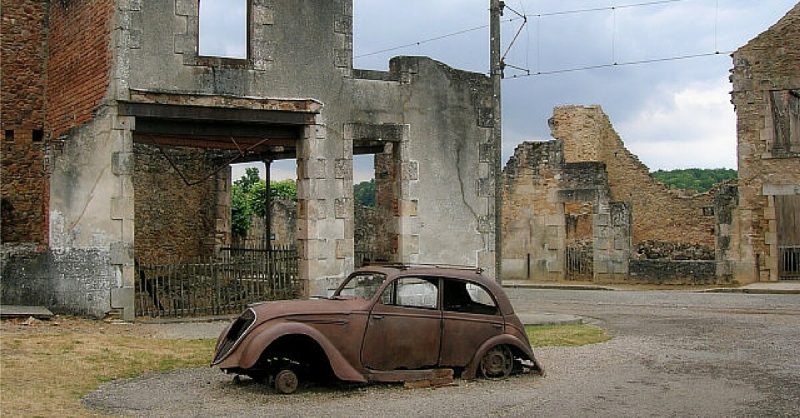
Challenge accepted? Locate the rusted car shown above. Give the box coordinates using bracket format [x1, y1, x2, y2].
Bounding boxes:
[211, 264, 543, 393]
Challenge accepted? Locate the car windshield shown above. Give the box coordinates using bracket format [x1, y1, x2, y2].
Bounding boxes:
[333, 272, 387, 300]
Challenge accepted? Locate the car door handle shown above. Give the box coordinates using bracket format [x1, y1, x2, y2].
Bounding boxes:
[373, 315, 384, 320]
[492, 323, 503, 329]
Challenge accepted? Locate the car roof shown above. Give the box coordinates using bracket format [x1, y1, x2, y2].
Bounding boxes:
[351, 264, 514, 314]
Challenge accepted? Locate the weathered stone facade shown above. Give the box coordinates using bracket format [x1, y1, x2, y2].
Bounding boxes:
[133, 144, 231, 263]
[728, 4, 800, 282]
[502, 106, 726, 284]
[2, 0, 497, 319]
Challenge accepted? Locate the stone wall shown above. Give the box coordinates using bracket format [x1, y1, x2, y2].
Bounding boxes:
[551, 106, 717, 251]
[1, 0, 49, 244]
[234, 199, 298, 248]
[629, 260, 717, 284]
[133, 143, 230, 263]
[502, 141, 565, 280]
[730, 4, 800, 282]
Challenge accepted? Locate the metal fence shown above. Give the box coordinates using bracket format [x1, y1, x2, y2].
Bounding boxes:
[565, 245, 593, 280]
[135, 245, 299, 318]
[779, 246, 800, 279]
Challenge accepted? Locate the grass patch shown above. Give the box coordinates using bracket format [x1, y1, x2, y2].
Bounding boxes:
[525, 323, 611, 347]
[0, 319, 215, 417]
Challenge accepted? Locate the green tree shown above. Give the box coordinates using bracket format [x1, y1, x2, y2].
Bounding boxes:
[354, 179, 376, 207]
[651, 168, 737, 192]
[231, 169, 298, 236]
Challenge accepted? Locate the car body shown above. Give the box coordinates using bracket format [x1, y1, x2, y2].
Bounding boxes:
[211, 264, 543, 392]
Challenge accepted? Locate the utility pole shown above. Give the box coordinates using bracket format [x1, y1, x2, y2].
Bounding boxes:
[490, 0, 503, 283]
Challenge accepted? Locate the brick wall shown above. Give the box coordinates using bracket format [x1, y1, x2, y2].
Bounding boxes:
[1, 0, 48, 244]
[47, 0, 114, 137]
[133, 143, 227, 263]
[731, 4, 800, 281]
[551, 106, 717, 248]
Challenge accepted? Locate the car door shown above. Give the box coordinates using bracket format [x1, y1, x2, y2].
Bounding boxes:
[439, 278, 504, 367]
[361, 276, 442, 371]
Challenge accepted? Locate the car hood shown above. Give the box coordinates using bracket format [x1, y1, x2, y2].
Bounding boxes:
[249, 297, 369, 323]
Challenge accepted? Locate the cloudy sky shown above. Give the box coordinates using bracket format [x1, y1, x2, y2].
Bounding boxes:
[210, 0, 797, 182]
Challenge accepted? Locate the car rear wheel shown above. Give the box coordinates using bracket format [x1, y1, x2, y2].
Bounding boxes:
[274, 369, 299, 394]
[479, 345, 513, 379]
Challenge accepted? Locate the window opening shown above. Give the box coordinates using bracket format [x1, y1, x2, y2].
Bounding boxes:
[4, 130, 14, 141]
[380, 277, 438, 309]
[442, 279, 499, 315]
[32, 129, 44, 142]
[770, 90, 800, 153]
[198, 0, 248, 59]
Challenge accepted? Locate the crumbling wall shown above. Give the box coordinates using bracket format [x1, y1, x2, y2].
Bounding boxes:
[503, 106, 735, 284]
[133, 144, 228, 263]
[235, 199, 298, 247]
[1, 0, 49, 244]
[550, 106, 717, 256]
[730, 4, 800, 282]
[1, 0, 122, 318]
[502, 141, 565, 280]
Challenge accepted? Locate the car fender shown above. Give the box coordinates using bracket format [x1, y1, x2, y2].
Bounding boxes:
[462, 334, 545, 379]
[238, 321, 368, 383]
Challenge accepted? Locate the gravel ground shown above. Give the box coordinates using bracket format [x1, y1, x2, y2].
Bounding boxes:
[83, 290, 800, 417]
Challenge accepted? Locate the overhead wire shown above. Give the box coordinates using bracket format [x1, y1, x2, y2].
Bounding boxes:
[355, 0, 688, 60]
[506, 51, 733, 78]
[354, 0, 727, 79]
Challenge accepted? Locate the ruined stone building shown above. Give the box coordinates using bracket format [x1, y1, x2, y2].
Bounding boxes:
[501, 4, 800, 285]
[502, 106, 727, 284]
[728, 3, 800, 283]
[1, 0, 498, 319]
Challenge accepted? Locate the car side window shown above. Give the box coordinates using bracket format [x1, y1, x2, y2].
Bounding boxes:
[380, 277, 438, 309]
[442, 279, 499, 315]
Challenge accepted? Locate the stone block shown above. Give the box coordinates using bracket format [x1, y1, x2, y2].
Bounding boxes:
[175, 0, 197, 16]
[111, 286, 134, 309]
[334, 198, 350, 219]
[336, 239, 354, 259]
[109, 243, 133, 266]
[399, 199, 418, 217]
[110, 197, 133, 220]
[112, 152, 134, 175]
[253, 7, 274, 25]
[401, 161, 419, 181]
[334, 159, 352, 179]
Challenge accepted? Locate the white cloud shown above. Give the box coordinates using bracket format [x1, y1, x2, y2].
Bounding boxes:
[616, 78, 737, 170]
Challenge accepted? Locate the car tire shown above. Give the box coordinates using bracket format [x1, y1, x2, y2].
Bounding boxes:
[274, 369, 299, 394]
[479, 345, 513, 379]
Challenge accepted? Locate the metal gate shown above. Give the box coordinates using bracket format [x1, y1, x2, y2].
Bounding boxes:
[135, 245, 299, 317]
[776, 195, 800, 280]
[565, 243, 593, 280]
[779, 246, 800, 279]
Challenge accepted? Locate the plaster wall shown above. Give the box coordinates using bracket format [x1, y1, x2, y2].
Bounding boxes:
[120, 0, 496, 294]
